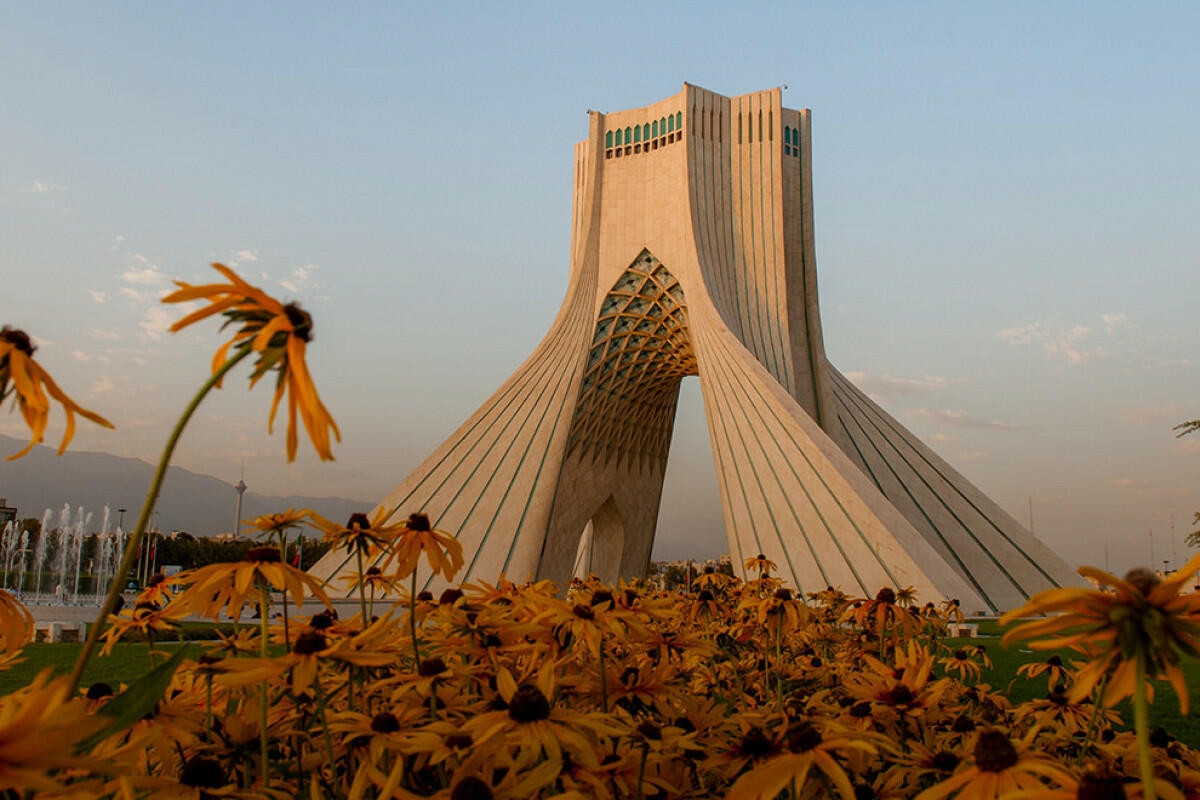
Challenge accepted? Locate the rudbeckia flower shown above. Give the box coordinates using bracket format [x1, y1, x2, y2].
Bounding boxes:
[162, 263, 339, 462]
[172, 545, 331, 621]
[725, 717, 878, 800]
[382, 512, 465, 582]
[913, 727, 1073, 799]
[1001, 553, 1200, 713]
[0, 325, 113, 460]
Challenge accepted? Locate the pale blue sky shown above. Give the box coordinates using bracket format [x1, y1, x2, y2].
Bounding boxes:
[2, 3, 1197, 573]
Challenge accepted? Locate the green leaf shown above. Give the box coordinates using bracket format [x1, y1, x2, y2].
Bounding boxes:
[77, 646, 189, 752]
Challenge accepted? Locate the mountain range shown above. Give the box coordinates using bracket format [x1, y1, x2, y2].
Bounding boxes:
[0, 434, 374, 535]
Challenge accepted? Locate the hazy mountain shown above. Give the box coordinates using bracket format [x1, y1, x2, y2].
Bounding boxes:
[0, 434, 374, 535]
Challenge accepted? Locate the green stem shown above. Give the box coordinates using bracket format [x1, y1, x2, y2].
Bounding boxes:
[259, 583, 271, 788]
[355, 548, 369, 628]
[67, 349, 251, 696]
[598, 635, 608, 713]
[635, 744, 648, 800]
[1134, 654, 1157, 800]
[409, 570, 421, 666]
[775, 623, 784, 711]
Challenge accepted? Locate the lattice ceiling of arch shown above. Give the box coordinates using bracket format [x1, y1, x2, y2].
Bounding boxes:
[567, 250, 697, 470]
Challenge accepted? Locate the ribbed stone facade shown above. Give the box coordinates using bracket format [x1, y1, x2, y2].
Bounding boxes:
[310, 84, 1081, 612]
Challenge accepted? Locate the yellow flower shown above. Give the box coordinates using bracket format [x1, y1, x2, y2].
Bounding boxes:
[172, 545, 331, 621]
[725, 718, 878, 800]
[0, 668, 111, 792]
[914, 728, 1073, 800]
[243, 507, 313, 537]
[0, 589, 33, 669]
[0, 326, 113, 460]
[162, 263, 339, 462]
[1001, 553, 1200, 713]
[309, 508, 404, 558]
[382, 512, 464, 582]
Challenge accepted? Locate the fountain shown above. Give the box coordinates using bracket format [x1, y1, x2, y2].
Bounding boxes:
[0, 503, 128, 607]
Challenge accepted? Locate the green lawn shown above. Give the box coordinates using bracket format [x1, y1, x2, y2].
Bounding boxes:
[949, 622, 1200, 749]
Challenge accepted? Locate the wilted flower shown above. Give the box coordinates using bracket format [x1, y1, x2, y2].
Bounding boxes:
[0, 326, 113, 460]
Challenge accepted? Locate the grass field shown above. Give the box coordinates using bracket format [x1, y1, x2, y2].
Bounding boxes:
[949, 619, 1200, 748]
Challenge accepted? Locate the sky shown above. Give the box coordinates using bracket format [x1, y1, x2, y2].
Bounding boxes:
[2, 3, 1197, 574]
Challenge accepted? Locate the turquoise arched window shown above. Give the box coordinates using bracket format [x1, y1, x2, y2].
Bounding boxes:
[625, 126, 632, 143]
[667, 114, 675, 133]
[643, 123, 650, 141]
[660, 116, 667, 135]
[615, 129, 623, 146]
[606, 131, 613, 148]
[793, 128, 799, 146]
[633, 125, 641, 143]
[675, 111, 682, 130]
[651, 120, 658, 138]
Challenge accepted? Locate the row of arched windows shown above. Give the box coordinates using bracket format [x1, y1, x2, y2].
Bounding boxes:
[605, 111, 682, 149]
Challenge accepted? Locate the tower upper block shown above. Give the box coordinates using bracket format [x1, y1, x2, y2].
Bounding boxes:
[310, 84, 1081, 611]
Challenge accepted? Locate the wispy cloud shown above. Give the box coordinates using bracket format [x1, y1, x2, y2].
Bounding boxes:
[230, 249, 260, 265]
[89, 289, 108, 304]
[905, 408, 1025, 431]
[122, 264, 167, 286]
[279, 264, 319, 294]
[30, 181, 50, 193]
[85, 328, 123, 341]
[1102, 312, 1130, 333]
[90, 376, 114, 395]
[843, 371, 964, 401]
[996, 319, 1103, 366]
[139, 307, 176, 340]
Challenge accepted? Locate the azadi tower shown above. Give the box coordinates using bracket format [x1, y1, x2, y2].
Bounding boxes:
[311, 84, 1079, 612]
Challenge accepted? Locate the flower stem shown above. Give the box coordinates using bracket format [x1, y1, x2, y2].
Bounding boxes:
[355, 548, 369, 628]
[409, 570, 422, 665]
[259, 582, 271, 789]
[598, 634, 609, 713]
[67, 349, 251, 696]
[1134, 654, 1157, 800]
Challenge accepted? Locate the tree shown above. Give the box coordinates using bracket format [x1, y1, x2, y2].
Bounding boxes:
[1186, 513, 1200, 551]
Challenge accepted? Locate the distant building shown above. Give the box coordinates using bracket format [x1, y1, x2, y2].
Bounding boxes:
[0, 498, 16, 528]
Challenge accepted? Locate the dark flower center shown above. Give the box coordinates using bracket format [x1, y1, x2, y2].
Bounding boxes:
[1047, 655, 1063, 667]
[739, 727, 774, 758]
[406, 512, 432, 532]
[932, 751, 960, 771]
[810, 656, 823, 668]
[974, 729, 1019, 772]
[180, 756, 227, 788]
[507, 685, 551, 722]
[786, 721, 822, 753]
[0, 327, 35, 356]
[370, 712, 401, 733]
[445, 733, 473, 749]
[87, 682, 114, 700]
[245, 546, 281, 563]
[283, 302, 313, 342]
[439, 588, 464, 605]
[450, 776, 493, 800]
[590, 589, 613, 607]
[293, 632, 327, 655]
[417, 591, 434, 602]
[954, 649, 969, 661]
[885, 685, 914, 706]
[1077, 769, 1127, 800]
[309, 611, 335, 629]
[620, 666, 639, 686]
[147, 573, 165, 587]
[875, 587, 896, 604]
[1150, 726, 1170, 748]
[366, 566, 381, 576]
[572, 604, 595, 620]
[637, 721, 662, 740]
[951, 714, 976, 733]
[853, 785, 876, 800]
[347, 512, 371, 531]
[1124, 567, 1160, 596]
[419, 658, 447, 677]
[850, 701, 872, 718]
[697, 589, 714, 602]
[774, 588, 793, 601]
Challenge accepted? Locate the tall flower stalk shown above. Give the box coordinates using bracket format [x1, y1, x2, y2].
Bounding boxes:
[68, 263, 339, 695]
